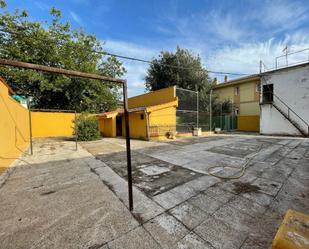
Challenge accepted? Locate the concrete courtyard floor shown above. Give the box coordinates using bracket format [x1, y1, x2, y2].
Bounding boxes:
[0, 135, 308, 249]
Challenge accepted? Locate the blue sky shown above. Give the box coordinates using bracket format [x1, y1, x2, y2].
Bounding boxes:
[5, 0, 309, 96]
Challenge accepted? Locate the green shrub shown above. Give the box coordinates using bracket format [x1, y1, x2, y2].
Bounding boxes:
[74, 113, 100, 141]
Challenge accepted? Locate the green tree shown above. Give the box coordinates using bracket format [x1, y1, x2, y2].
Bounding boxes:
[0, 2, 126, 112]
[145, 47, 220, 113]
[145, 47, 236, 130]
[145, 47, 212, 92]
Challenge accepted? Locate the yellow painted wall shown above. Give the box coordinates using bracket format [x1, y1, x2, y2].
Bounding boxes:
[214, 81, 259, 102]
[213, 87, 234, 102]
[31, 112, 75, 138]
[239, 82, 256, 102]
[148, 106, 177, 139]
[239, 102, 260, 115]
[99, 87, 178, 140]
[99, 116, 116, 137]
[149, 106, 176, 126]
[128, 86, 176, 108]
[122, 112, 148, 140]
[237, 115, 260, 132]
[0, 80, 30, 173]
[213, 79, 261, 116]
[101, 105, 177, 140]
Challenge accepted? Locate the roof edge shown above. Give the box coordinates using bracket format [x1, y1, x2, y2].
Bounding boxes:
[213, 75, 260, 89]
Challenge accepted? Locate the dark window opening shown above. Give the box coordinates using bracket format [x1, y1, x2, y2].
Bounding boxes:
[116, 116, 122, 136]
[140, 114, 144, 120]
[263, 84, 273, 103]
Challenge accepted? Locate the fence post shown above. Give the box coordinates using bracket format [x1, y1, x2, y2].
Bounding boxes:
[231, 104, 234, 130]
[28, 103, 33, 155]
[196, 89, 199, 129]
[220, 103, 222, 129]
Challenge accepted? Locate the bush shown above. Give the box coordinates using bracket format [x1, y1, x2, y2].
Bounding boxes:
[74, 113, 100, 141]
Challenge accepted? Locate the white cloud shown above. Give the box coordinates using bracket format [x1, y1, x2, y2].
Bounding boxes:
[103, 33, 309, 95]
[103, 40, 161, 96]
[202, 11, 250, 44]
[69, 11, 83, 26]
[205, 32, 309, 82]
[258, 0, 309, 29]
[99, 1, 309, 94]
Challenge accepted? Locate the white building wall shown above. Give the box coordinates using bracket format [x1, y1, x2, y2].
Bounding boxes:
[260, 104, 301, 136]
[260, 64, 309, 136]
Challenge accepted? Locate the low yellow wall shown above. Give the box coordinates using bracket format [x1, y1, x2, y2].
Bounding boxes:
[99, 117, 116, 137]
[237, 115, 260, 132]
[31, 112, 75, 138]
[149, 106, 177, 140]
[128, 86, 176, 108]
[0, 80, 30, 173]
[122, 112, 148, 140]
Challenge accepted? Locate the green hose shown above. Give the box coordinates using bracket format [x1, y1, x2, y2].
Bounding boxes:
[207, 144, 263, 179]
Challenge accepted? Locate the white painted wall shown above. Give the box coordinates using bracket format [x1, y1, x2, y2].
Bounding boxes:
[260, 64, 309, 136]
[260, 104, 301, 136]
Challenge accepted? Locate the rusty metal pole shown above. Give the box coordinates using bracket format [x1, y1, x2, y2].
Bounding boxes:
[123, 80, 133, 211]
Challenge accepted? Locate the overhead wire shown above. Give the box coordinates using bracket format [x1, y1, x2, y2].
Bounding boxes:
[0, 28, 254, 76]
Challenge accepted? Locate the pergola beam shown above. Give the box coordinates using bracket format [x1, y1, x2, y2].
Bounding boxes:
[0, 58, 125, 84]
[0, 57, 134, 211]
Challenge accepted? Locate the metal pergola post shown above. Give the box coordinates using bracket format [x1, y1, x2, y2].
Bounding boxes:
[122, 81, 133, 211]
[0, 58, 134, 211]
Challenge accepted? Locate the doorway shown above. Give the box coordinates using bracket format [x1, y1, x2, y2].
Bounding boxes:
[116, 116, 122, 136]
[263, 84, 273, 103]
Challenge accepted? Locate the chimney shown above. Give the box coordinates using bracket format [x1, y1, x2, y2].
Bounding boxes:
[213, 77, 218, 84]
[224, 75, 228, 83]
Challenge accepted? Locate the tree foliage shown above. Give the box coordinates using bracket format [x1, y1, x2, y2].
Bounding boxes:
[0, 2, 126, 112]
[145, 47, 222, 112]
[74, 113, 100, 141]
[145, 47, 212, 93]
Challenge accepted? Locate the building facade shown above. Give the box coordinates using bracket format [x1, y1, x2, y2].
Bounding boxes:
[260, 63, 309, 137]
[98, 86, 178, 140]
[213, 75, 261, 132]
